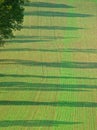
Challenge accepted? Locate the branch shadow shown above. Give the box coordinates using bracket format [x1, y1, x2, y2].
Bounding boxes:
[4, 36, 79, 44]
[0, 120, 82, 127]
[60, 48, 97, 53]
[0, 73, 97, 80]
[7, 39, 50, 43]
[24, 2, 75, 8]
[0, 100, 97, 107]
[0, 59, 97, 69]
[0, 82, 96, 91]
[25, 11, 93, 17]
[23, 25, 83, 30]
[1, 48, 97, 53]
[15, 35, 65, 39]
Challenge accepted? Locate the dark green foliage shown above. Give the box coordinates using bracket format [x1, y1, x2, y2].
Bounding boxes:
[0, 0, 25, 45]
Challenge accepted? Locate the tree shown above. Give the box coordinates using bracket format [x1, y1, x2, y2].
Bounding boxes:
[0, 0, 25, 45]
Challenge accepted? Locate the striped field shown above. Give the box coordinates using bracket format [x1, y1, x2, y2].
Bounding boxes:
[0, 0, 97, 130]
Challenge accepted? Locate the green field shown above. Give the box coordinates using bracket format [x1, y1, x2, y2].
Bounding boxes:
[0, 0, 97, 130]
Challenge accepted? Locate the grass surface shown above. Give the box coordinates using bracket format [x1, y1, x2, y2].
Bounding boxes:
[0, 0, 97, 130]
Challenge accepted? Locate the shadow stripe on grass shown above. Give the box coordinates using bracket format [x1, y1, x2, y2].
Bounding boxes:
[23, 26, 83, 30]
[0, 59, 97, 68]
[7, 39, 51, 43]
[0, 100, 97, 107]
[0, 73, 96, 80]
[0, 82, 96, 92]
[0, 120, 82, 127]
[24, 2, 75, 8]
[25, 11, 93, 17]
[0, 48, 97, 53]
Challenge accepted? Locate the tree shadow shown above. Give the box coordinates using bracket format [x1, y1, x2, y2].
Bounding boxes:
[0, 82, 96, 91]
[7, 39, 50, 43]
[0, 73, 96, 80]
[15, 35, 65, 39]
[25, 11, 93, 17]
[0, 100, 97, 107]
[23, 25, 83, 30]
[3, 35, 78, 44]
[60, 48, 97, 53]
[0, 59, 97, 69]
[0, 120, 82, 127]
[1, 48, 97, 53]
[24, 2, 75, 8]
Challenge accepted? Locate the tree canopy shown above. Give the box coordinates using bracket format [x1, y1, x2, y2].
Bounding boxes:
[0, 0, 25, 45]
